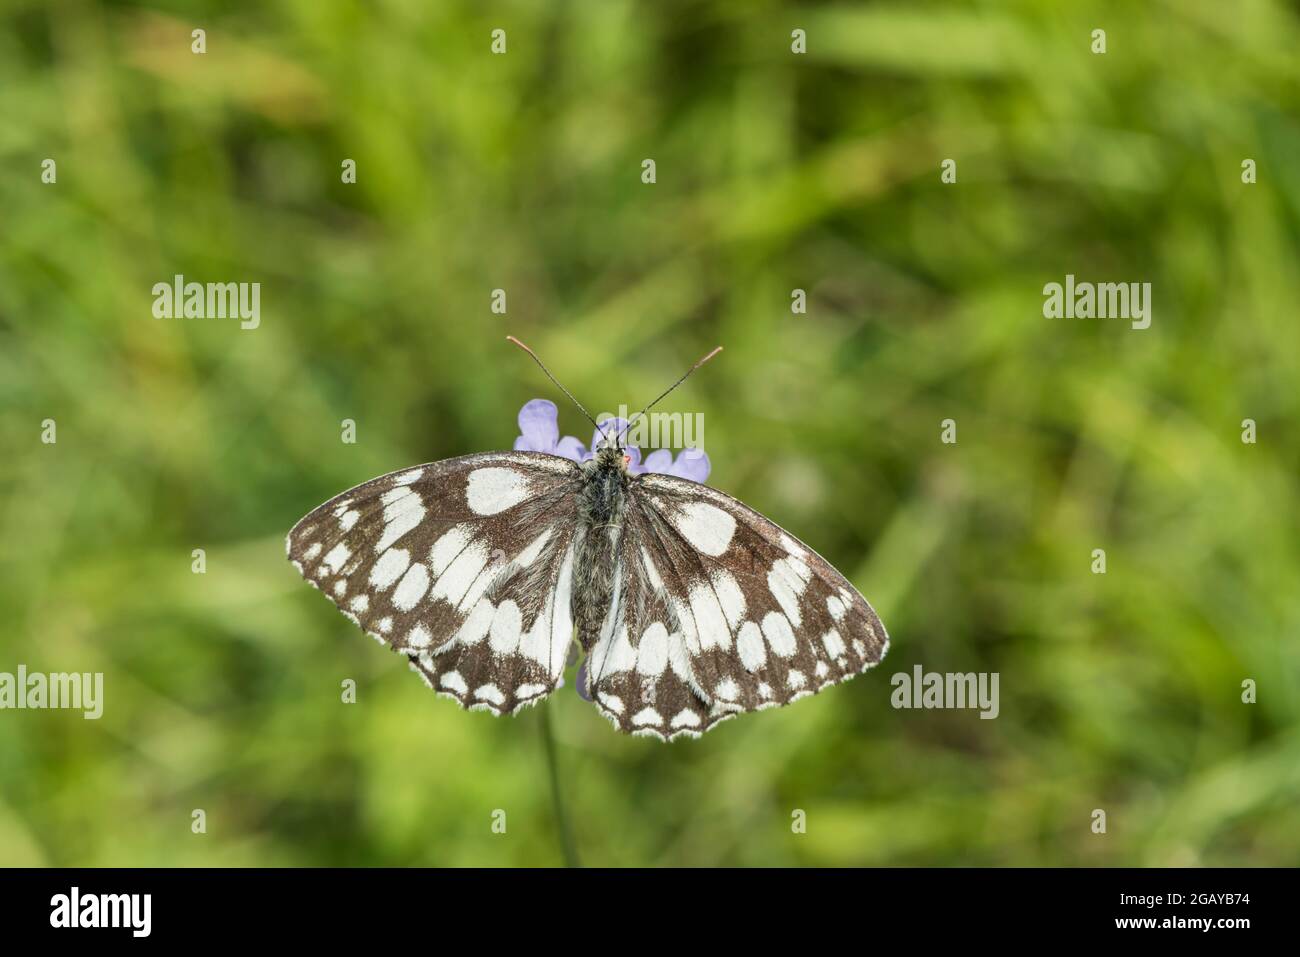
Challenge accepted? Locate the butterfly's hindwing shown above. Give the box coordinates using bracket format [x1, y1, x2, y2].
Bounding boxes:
[584, 472, 889, 739]
[286, 451, 581, 715]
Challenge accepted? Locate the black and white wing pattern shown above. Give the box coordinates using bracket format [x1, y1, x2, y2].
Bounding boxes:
[583, 473, 889, 740]
[287, 451, 580, 716]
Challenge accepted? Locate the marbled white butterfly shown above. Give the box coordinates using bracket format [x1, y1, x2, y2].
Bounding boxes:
[287, 339, 890, 740]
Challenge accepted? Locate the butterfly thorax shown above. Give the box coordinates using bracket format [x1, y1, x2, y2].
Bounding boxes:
[572, 448, 630, 650]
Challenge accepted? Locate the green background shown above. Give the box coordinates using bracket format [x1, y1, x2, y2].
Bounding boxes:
[2, 0, 1298, 867]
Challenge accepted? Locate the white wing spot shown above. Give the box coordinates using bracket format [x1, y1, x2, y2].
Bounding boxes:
[711, 568, 746, 627]
[466, 467, 531, 515]
[549, 547, 576, 678]
[640, 547, 665, 591]
[393, 563, 431, 611]
[393, 468, 424, 485]
[827, 595, 847, 622]
[338, 510, 360, 531]
[715, 678, 740, 700]
[473, 684, 505, 705]
[322, 543, 351, 574]
[515, 527, 553, 567]
[787, 669, 806, 689]
[591, 622, 637, 677]
[349, 595, 369, 614]
[667, 630, 694, 685]
[406, 623, 433, 648]
[670, 500, 736, 557]
[780, 533, 807, 558]
[758, 682, 774, 699]
[689, 582, 732, 651]
[761, 611, 797, 657]
[516, 683, 547, 699]
[773, 556, 811, 591]
[671, 598, 700, 655]
[671, 709, 701, 729]
[632, 707, 663, 727]
[455, 598, 495, 647]
[376, 487, 426, 552]
[488, 600, 523, 654]
[736, 621, 766, 671]
[303, 542, 322, 561]
[516, 546, 573, 678]
[457, 559, 502, 614]
[381, 486, 415, 506]
[439, 671, 468, 694]
[636, 622, 669, 676]
[430, 525, 473, 576]
[598, 693, 625, 715]
[516, 612, 550, 670]
[822, 628, 847, 659]
[332, 579, 347, 597]
[767, 566, 803, 628]
[429, 542, 489, 607]
[815, 660, 830, 679]
[370, 548, 410, 590]
[377, 617, 392, 634]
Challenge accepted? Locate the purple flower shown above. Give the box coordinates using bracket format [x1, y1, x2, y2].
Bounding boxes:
[651, 446, 711, 483]
[512, 399, 587, 462]
[512, 400, 710, 483]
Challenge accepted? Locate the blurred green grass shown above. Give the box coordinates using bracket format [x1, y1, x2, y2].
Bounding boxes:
[1, 0, 1298, 866]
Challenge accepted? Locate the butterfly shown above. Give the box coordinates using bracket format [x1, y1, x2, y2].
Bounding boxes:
[287, 338, 890, 740]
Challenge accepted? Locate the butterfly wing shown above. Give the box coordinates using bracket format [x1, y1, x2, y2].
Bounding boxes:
[287, 451, 581, 715]
[584, 472, 889, 739]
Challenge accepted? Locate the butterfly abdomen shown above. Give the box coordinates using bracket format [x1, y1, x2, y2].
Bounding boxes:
[573, 458, 628, 650]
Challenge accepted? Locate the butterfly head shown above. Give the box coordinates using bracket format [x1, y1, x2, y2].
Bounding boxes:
[593, 440, 630, 472]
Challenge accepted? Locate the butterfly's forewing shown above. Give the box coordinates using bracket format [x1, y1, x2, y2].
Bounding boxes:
[287, 451, 581, 715]
[584, 472, 889, 739]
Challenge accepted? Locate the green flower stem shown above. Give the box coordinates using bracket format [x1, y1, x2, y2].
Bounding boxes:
[540, 705, 581, 867]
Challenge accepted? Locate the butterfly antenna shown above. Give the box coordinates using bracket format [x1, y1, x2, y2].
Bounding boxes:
[617, 346, 722, 446]
[506, 336, 604, 435]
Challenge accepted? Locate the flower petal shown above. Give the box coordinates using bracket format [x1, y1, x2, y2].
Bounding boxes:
[516, 399, 559, 452]
[554, 435, 587, 462]
[642, 449, 673, 474]
[667, 447, 710, 483]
